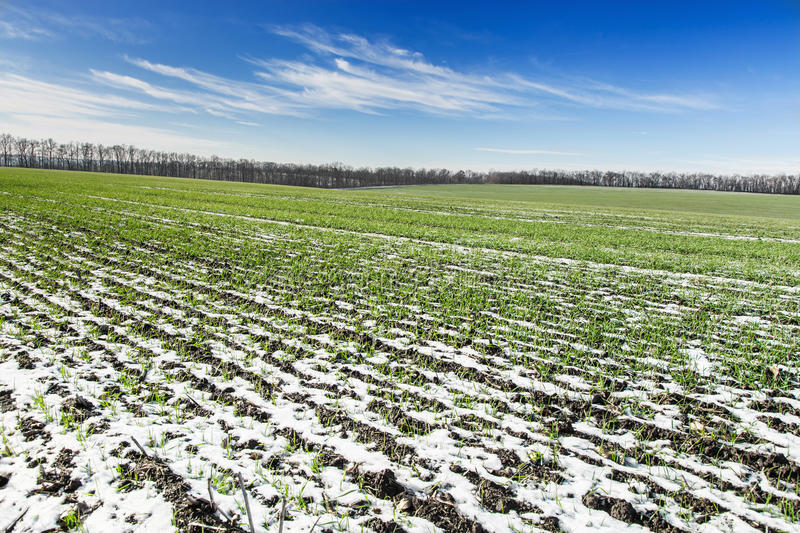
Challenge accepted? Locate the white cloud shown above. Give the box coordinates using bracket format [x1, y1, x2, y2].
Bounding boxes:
[105, 58, 308, 118]
[271, 24, 465, 79]
[586, 81, 718, 111]
[262, 25, 717, 114]
[252, 58, 515, 115]
[0, 20, 725, 164]
[79, 25, 718, 123]
[89, 70, 214, 110]
[121, 53, 509, 118]
[0, 19, 53, 40]
[0, 4, 150, 44]
[0, 74, 178, 118]
[0, 73, 218, 153]
[475, 147, 580, 156]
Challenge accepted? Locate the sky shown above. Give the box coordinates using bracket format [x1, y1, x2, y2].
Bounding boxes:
[1, 0, 799, 174]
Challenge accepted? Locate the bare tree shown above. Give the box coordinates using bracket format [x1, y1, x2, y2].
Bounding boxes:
[69, 142, 81, 170]
[96, 144, 107, 172]
[41, 138, 57, 169]
[0, 131, 797, 194]
[0, 134, 13, 166]
[15, 137, 31, 167]
[111, 145, 125, 173]
[81, 142, 95, 171]
[56, 144, 68, 169]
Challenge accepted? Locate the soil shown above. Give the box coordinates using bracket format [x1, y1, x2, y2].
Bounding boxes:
[119, 451, 246, 532]
[19, 417, 47, 442]
[365, 518, 407, 533]
[0, 389, 14, 412]
[34, 449, 80, 495]
[61, 396, 96, 422]
[360, 469, 406, 500]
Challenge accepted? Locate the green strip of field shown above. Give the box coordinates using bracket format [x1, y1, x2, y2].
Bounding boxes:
[364, 183, 800, 220]
[2, 168, 799, 285]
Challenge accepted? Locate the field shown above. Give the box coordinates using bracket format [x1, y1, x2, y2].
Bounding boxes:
[1, 168, 799, 533]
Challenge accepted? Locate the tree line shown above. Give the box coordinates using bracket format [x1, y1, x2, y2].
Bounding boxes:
[2, 132, 798, 194]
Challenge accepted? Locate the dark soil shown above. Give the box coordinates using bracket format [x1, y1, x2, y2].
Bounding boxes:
[410, 491, 488, 533]
[361, 469, 405, 500]
[513, 461, 565, 484]
[367, 399, 434, 435]
[34, 449, 80, 495]
[461, 469, 534, 514]
[0, 389, 14, 412]
[582, 491, 683, 533]
[537, 515, 561, 532]
[61, 396, 96, 422]
[318, 449, 348, 469]
[119, 451, 246, 533]
[19, 417, 47, 442]
[14, 353, 35, 370]
[365, 518, 407, 533]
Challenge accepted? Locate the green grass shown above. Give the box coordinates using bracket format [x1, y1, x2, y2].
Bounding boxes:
[2, 167, 799, 285]
[368, 183, 800, 220]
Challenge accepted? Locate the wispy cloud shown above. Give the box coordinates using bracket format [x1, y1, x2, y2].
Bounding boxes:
[251, 57, 516, 115]
[475, 147, 580, 156]
[270, 25, 468, 79]
[261, 24, 717, 114]
[509, 74, 717, 112]
[0, 74, 177, 118]
[121, 57, 307, 117]
[0, 73, 217, 151]
[0, 19, 53, 40]
[0, 19, 720, 144]
[585, 81, 718, 112]
[80, 24, 717, 122]
[88, 67, 302, 122]
[254, 25, 534, 115]
[117, 52, 513, 118]
[0, 4, 151, 44]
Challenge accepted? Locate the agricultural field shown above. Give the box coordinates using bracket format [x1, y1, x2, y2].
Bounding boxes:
[1, 167, 800, 533]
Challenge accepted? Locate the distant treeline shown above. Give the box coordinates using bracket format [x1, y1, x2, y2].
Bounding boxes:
[2, 133, 798, 194]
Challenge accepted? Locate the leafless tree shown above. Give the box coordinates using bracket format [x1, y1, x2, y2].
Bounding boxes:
[14, 137, 31, 167]
[41, 138, 57, 169]
[0, 134, 13, 166]
[111, 145, 126, 173]
[0, 131, 797, 194]
[96, 144, 107, 172]
[81, 143, 95, 171]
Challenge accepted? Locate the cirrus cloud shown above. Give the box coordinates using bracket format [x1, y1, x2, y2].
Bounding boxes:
[82, 24, 718, 122]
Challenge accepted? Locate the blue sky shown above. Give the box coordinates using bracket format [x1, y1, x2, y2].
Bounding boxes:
[1, 1, 799, 174]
